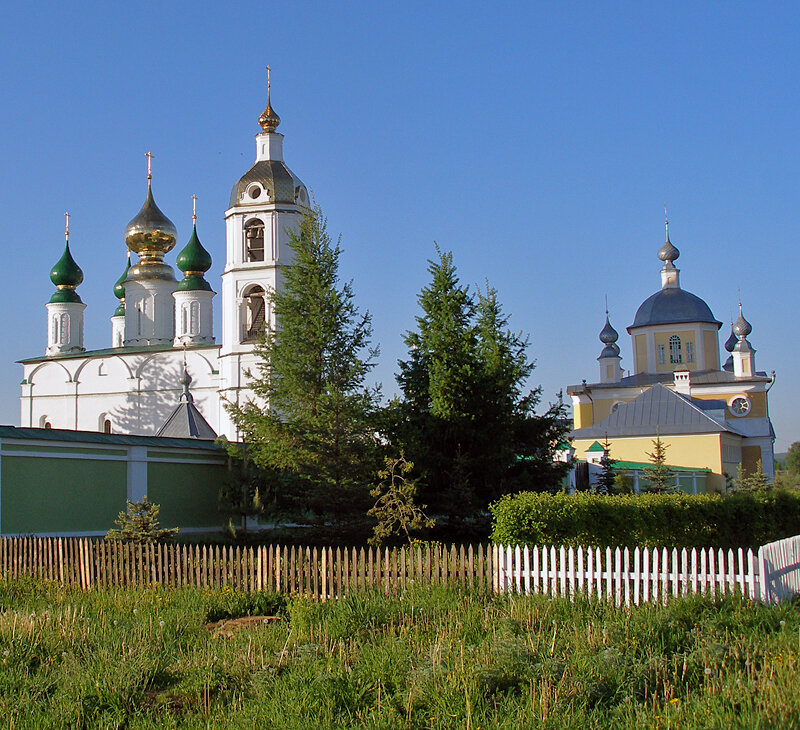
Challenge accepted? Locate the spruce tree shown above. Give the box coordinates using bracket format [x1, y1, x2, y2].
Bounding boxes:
[106, 497, 178, 544]
[394, 247, 569, 517]
[643, 434, 676, 493]
[226, 205, 381, 523]
[595, 437, 616, 495]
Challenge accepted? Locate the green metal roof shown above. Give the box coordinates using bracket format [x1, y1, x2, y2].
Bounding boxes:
[0, 425, 225, 451]
[18, 342, 220, 364]
[586, 441, 606, 452]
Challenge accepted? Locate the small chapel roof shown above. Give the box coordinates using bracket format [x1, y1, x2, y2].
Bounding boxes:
[156, 369, 217, 440]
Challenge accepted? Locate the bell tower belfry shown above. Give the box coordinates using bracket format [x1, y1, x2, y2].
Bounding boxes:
[218, 74, 309, 436]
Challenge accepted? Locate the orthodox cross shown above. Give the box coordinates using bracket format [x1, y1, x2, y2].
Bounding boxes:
[192, 194, 197, 224]
[145, 151, 154, 180]
[64, 211, 70, 242]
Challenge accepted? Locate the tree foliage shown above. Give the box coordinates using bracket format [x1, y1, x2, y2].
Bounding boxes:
[643, 435, 677, 493]
[393, 247, 569, 517]
[368, 453, 434, 546]
[226, 205, 381, 522]
[106, 496, 177, 544]
[734, 459, 772, 492]
[595, 437, 616, 495]
[785, 442, 800, 476]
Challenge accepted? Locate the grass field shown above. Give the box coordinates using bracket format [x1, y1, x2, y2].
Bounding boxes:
[0, 579, 798, 728]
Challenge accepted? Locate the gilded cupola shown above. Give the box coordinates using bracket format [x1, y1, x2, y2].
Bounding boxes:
[124, 154, 177, 282]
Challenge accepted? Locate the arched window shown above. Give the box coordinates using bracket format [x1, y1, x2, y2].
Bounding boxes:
[59, 313, 69, 345]
[103, 419, 112, 434]
[189, 301, 200, 335]
[51, 315, 59, 346]
[669, 335, 683, 364]
[244, 219, 265, 262]
[686, 341, 695, 363]
[242, 285, 267, 342]
[44, 422, 52, 430]
[181, 303, 188, 336]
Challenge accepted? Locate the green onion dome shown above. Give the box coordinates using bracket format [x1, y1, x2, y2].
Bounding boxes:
[176, 225, 213, 292]
[113, 256, 130, 300]
[49, 242, 83, 304]
[112, 255, 130, 317]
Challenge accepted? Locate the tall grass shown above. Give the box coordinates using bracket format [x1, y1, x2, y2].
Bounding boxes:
[0, 578, 798, 728]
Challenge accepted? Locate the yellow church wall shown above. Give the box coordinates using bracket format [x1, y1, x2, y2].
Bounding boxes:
[689, 391, 767, 418]
[654, 330, 697, 373]
[573, 403, 593, 429]
[572, 433, 727, 493]
[634, 334, 647, 374]
[703, 330, 720, 370]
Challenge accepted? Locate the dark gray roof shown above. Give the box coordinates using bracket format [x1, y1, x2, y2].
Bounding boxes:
[156, 401, 217, 440]
[0, 425, 223, 450]
[628, 288, 722, 330]
[569, 383, 743, 439]
[567, 368, 771, 394]
[229, 160, 300, 207]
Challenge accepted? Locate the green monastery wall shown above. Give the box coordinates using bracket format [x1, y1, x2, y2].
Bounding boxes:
[0, 427, 227, 536]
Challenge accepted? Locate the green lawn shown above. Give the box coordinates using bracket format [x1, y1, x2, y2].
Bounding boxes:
[0, 578, 798, 728]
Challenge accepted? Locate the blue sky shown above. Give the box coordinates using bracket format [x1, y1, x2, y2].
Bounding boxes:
[1, 1, 799, 450]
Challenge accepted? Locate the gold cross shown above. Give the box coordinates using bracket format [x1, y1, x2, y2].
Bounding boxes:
[145, 150, 154, 180]
[266, 65, 271, 101]
[192, 194, 197, 223]
[64, 211, 70, 242]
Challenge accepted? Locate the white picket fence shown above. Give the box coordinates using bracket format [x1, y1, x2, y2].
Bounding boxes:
[496, 535, 800, 605]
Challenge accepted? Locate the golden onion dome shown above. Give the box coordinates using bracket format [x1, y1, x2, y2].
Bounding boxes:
[258, 100, 281, 133]
[124, 180, 177, 258]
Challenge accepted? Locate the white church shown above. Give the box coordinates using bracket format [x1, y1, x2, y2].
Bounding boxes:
[19, 89, 309, 439]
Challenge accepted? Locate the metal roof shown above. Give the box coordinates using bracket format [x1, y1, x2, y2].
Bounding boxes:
[18, 343, 219, 365]
[569, 383, 744, 439]
[156, 400, 218, 440]
[229, 160, 299, 207]
[0, 425, 224, 451]
[628, 288, 722, 331]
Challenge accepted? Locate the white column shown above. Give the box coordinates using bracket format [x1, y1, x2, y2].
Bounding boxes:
[46, 301, 86, 356]
[124, 279, 177, 346]
[173, 289, 215, 346]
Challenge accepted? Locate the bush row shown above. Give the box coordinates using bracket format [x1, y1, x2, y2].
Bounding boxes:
[489, 490, 800, 549]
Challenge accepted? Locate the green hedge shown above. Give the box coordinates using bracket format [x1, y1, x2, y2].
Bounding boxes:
[489, 490, 800, 549]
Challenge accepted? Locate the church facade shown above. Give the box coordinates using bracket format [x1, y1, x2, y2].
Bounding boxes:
[567, 220, 776, 493]
[19, 91, 308, 439]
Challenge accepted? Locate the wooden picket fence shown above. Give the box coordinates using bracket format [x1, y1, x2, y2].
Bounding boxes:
[496, 544, 761, 606]
[0, 538, 495, 599]
[2, 536, 799, 604]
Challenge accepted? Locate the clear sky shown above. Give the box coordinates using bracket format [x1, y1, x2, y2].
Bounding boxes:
[1, 1, 798, 450]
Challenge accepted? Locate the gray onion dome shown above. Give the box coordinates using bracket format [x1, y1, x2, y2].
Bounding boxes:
[599, 342, 621, 359]
[599, 315, 619, 344]
[724, 327, 738, 352]
[732, 305, 752, 338]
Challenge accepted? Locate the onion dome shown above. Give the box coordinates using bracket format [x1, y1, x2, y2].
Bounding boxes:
[112, 254, 130, 317]
[258, 100, 281, 133]
[599, 315, 619, 344]
[124, 178, 177, 283]
[630, 289, 721, 330]
[724, 326, 738, 353]
[599, 342, 621, 359]
[176, 224, 213, 292]
[49, 242, 83, 304]
[657, 217, 680, 263]
[732, 304, 752, 338]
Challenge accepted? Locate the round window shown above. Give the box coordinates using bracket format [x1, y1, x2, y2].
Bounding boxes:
[249, 186, 262, 199]
[729, 396, 751, 417]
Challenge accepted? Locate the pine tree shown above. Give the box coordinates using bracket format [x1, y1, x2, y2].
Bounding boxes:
[394, 247, 569, 516]
[643, 434, 676, 493]
[106, 496, 178, 544]
[226, 205, 381, 523]
[595, 437, 616, 495]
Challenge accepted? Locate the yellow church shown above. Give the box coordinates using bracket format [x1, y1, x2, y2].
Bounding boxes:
[567, 219, 775, 493]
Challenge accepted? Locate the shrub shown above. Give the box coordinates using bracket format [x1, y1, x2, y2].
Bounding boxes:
[489, 490, 800, 549]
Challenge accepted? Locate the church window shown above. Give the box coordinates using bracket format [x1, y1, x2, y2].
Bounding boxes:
[59, 314, 69, 345]
[669, 335, 683, 364]
[51, 315, 59, 345]
[44, 422, 52, 430]
[190, 301, 200, 335]
[657, 344, 666, 365]
[244, 219, 265, 262]
[103, 419, 112, 434]
[686, 341, 695, 363]
[242, 285, 267, 342]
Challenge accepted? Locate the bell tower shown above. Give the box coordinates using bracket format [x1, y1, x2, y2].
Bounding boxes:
[218, 73, 309, 435]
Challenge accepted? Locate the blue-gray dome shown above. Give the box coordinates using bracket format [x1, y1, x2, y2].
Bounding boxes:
[629, 288, 722, 330]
